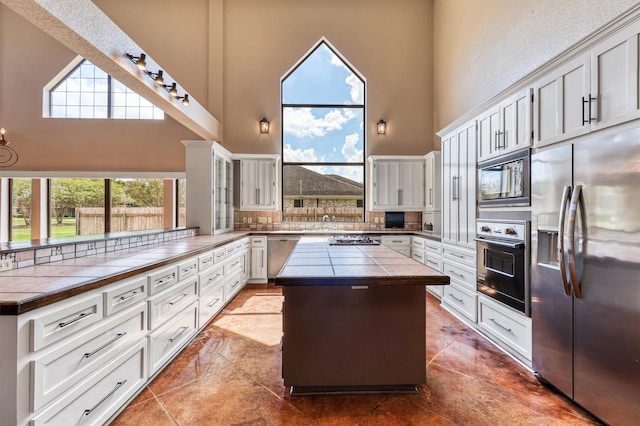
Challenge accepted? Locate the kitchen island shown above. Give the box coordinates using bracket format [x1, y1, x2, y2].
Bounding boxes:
[274, 237, 449, 395]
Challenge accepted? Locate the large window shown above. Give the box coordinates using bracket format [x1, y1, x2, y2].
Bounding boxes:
[281, 40, 365, 222]
[49, 60, 164, 120]
[111, 179, 164, 232]
[10, 178, 32, 241]
[50, 178, 105, 238]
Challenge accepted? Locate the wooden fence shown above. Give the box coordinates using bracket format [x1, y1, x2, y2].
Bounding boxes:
[76, 207, 185, 235]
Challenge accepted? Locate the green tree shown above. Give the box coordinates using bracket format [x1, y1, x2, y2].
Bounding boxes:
[50, 178, 104, 224]
[12, 178, 32, 226]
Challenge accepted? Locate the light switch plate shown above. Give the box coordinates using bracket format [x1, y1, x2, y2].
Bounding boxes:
[0, 258, 13, 272]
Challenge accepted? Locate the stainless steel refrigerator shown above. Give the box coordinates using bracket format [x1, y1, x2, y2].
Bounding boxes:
[531, 126, 640, 425]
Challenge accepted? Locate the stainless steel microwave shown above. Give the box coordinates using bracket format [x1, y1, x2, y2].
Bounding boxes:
[478, 149, 530, 207]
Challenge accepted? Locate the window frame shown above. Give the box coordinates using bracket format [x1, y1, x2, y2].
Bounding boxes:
[280, 40, 367, 222]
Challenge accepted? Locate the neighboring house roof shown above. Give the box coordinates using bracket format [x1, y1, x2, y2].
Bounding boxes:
[283, 165, 362, 197]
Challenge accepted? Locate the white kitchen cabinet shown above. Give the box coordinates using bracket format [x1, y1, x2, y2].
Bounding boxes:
[237, 156, 279, 211]
[249, 236, 267, 283]
[183, 141, 234, 235]
[424, 151, 441, 212]
[441, 119, 477, 250]
[534, 22, 640, 147]
[369, 156, 425, 211]
[380, 235, 411, 257]
[478, 87, 532, 162]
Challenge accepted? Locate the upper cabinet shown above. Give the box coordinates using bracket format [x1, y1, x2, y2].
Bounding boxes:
[478, 87, 532, 162]
[183, 141, 234, 235]
[369, 156, 425, 211]
[235, 155, 279, 211]
[534, 22, 640, 147]
[424, 151, 441, 212]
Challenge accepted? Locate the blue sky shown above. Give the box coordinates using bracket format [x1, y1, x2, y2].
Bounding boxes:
[282, 42, 364, 183]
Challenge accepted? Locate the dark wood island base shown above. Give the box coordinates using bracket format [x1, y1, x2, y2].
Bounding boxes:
[274, 237, 449, 395]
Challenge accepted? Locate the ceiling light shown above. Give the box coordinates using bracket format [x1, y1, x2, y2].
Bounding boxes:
[126, 53, 147, 71]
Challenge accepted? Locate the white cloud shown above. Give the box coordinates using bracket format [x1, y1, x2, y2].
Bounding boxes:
[341, 133, 363, 163]
[329, 51, 364, 104]
[283, 143, 319, 163]
[284, 107, 354, 138]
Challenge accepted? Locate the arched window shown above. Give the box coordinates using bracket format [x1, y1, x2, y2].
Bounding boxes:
[48, 59, 164, 120]
[281, 40, 365, 222]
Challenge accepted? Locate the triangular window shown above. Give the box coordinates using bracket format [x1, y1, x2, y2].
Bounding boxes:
[48, 59, 164, 120]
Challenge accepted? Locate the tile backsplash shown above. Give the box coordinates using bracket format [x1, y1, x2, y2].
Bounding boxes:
[0, 228, 197, 271]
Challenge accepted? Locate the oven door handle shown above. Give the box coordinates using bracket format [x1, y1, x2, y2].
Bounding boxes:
[474, 237, 524, 249]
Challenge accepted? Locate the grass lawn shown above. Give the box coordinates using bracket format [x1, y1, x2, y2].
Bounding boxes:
[10, 217, 77, 240]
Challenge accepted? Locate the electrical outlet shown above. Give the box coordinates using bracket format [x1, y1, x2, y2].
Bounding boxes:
[0, 258, 13, 272]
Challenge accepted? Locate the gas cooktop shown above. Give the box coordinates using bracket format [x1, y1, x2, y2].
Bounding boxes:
[327, 235, 380, 245]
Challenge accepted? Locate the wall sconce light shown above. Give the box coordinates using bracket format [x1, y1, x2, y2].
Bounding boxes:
[126, 53, 147, 71]
[0, 128, 18, 167]
[260, 117, 270, 133]
[377, 119, 387, 135]
[148, 69, 164, 86]
[177, 94, 190, 106]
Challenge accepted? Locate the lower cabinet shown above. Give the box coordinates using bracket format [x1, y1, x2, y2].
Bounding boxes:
[8, 236, 252, 426]
[381, 235, 411, 257]
[477, 294, 532, 363]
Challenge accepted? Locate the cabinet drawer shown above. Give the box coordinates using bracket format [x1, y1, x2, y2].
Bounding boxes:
[225, 242, 240, 257]
[426, 284, 444, 300]
[148, 301, 198, 375]
[381, 236, 411, 247]
[197, 250, 214, 271]
[199, 263, 225, 295]
[442, 259, 476, 289]
[442, 245, 476, 267]
[424, 254, 442, 272]
[31, 303, 147, 412]
[442, 283, 477, 323]
[224, 272, 244, 302]
[424, 240, 442, 255]
[177, 258, 198, 282]
[30, 340, 147, 426]
[147, 265, 179, 295]
[411, 250, 425, 264]
[103, 276, 147, 316]
[478, 296, 532, 360]
[148, 276, 199, 330]
[31, 293, 104, 352]
[411, 237, 425, 250]
[199, 285, 225, 329]
[224, 254, 244, 276]
[250, 236, 267, 248]
[212, 247, 226, 264]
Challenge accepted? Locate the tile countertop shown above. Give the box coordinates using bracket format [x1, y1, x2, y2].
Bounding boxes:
[274, 237, 449, 287]
[0, 232, 250, 315]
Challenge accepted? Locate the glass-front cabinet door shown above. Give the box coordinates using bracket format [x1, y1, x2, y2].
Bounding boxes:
[213, 150, 233, 233]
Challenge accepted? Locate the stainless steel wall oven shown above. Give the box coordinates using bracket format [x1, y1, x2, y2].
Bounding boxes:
[476, 219, 530, 316]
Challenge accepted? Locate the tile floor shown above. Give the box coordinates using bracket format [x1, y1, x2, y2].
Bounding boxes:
[111, 286, 600, 426]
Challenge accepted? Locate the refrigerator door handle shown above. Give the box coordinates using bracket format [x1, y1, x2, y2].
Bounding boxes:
[568, 184, 585, 298]
[558, 185, 572, 296]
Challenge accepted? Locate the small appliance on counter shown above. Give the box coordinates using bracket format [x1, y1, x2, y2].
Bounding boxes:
[422, 211, 441, 236]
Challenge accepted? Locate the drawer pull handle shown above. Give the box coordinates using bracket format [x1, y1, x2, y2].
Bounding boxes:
[59, 311, 93, 328]
[489, 317, 513, 334]
[201, 258, 212, 266]
[182, 265, 196, 274]
[155, 274, 175, 286]
[169, 293, 189, 306]
[231, 261, 240, 267]
[119, 290, 142, 302]
[208, 273, 222, 283]
[168, 326, 188, 343]
[83, 379, 127, 416]
[448, 293, 464, 303]
[231, 280, 240, 289]
[450, 253, 465, 259]
[207, 298, 222, 308]
[84, 332, 127, 358]
[427, 260, 438, 266]
[451, 271, 465, 279]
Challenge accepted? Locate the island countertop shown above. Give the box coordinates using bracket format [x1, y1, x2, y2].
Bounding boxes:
[274, 237, 449, 287]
